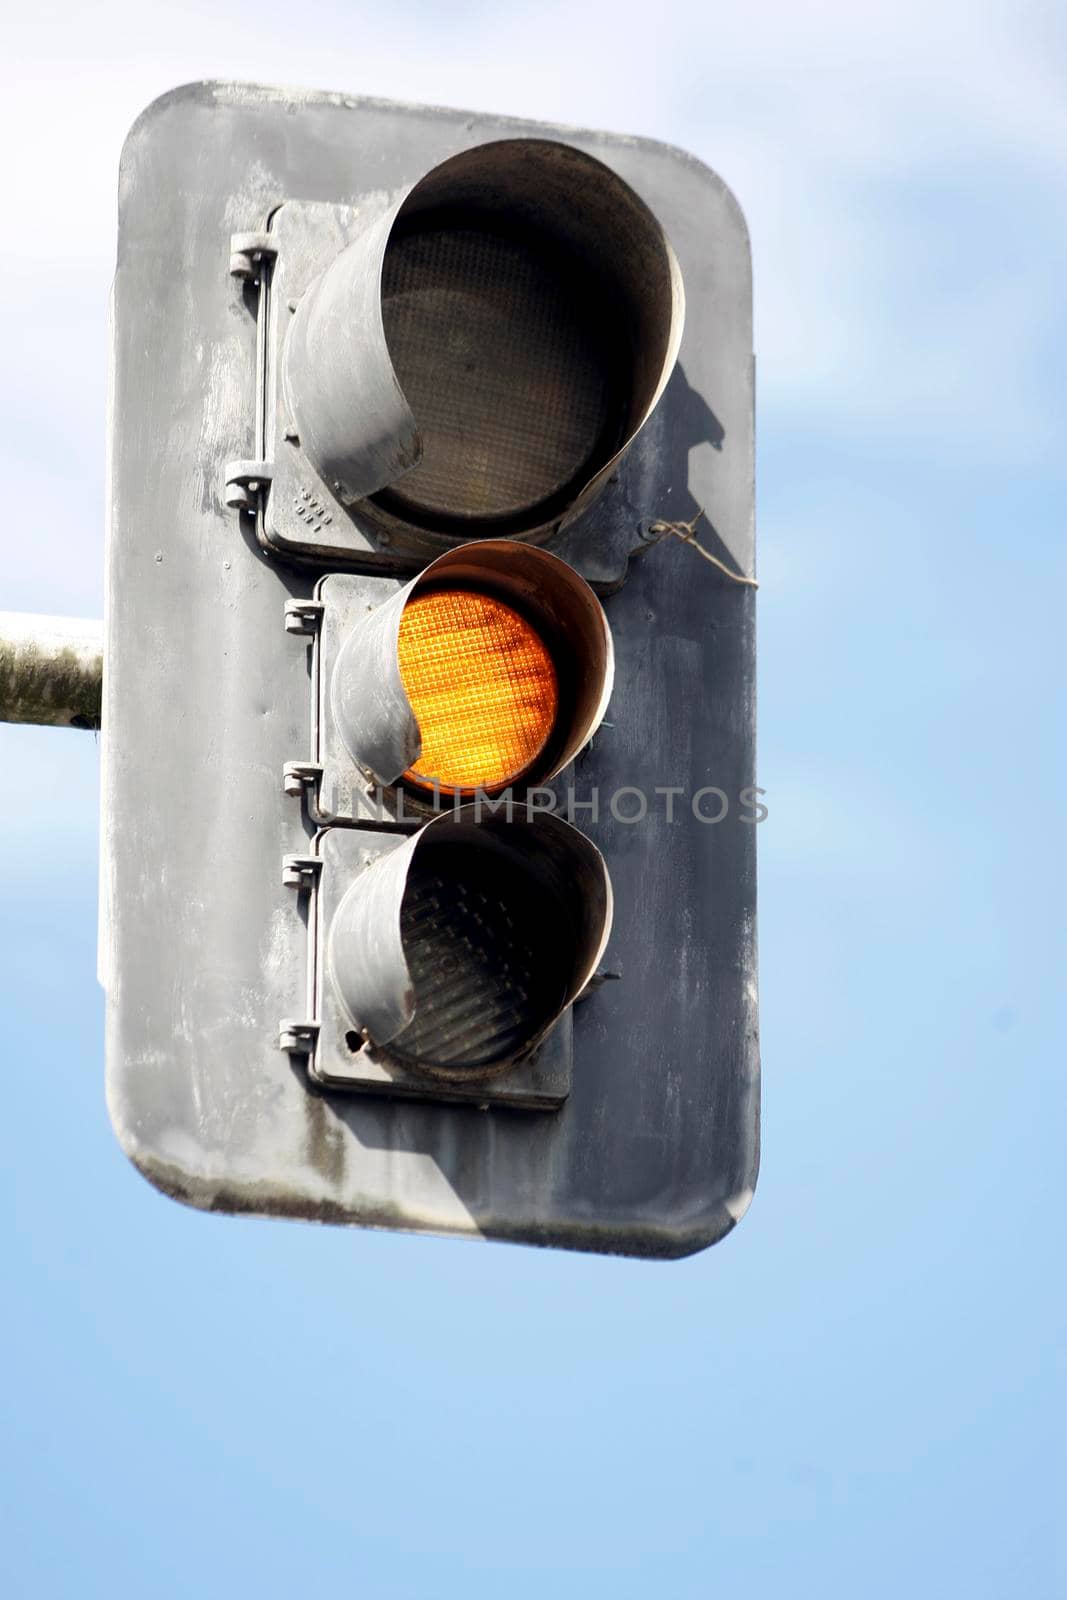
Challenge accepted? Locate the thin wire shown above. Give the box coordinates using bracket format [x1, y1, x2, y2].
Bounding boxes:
[645, 509, 759, 589]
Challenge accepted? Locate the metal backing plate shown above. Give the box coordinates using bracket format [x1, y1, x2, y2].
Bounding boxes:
[309, 827, 571, 1107]
[104, 82, 758, 1258]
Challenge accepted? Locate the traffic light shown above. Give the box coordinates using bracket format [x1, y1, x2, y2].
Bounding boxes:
[104, 83, 758, 1257]
[261, 138, 683, 566]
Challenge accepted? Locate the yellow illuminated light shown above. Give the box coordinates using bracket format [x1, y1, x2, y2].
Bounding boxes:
[398, 589, 559, 792]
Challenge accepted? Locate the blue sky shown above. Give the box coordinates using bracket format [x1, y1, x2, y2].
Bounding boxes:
[1, 3, 1064, 1595]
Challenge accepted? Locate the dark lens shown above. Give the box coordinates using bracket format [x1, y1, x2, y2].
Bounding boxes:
[376, 214, 626, 534]
[390, 840, 572, 1071]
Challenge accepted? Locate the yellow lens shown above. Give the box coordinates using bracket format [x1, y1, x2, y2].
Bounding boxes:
[397, 589, 559, 792]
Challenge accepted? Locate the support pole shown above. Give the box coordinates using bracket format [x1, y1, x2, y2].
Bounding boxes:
[0, 613, 104, 729]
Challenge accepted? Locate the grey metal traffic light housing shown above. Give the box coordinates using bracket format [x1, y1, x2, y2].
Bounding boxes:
[308, 807, 612, 1110]
[302, 539, 614, 825]
[264, 139, 683, 567]
[104, 82, 759, 1257]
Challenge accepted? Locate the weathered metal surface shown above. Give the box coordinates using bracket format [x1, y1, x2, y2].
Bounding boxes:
[283, 201, 418, 512]
[0, 613, 104, 729]
[104, 82, 758, 1257]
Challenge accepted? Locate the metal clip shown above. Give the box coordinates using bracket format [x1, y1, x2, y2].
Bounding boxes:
[223, 460, 274, 512]
[281, 854, 323, 891]
[284, 599, 325, 636]
[229, 231, 278, 280]
[282, 760, 323, 798]
[278, 1019, 320, 1054]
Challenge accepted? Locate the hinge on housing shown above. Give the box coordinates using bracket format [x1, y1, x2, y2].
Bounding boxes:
[223, 459, 273, 512]
[278, 1018, 320, 1055]
[229, 231, 278, 280]
[283, 760, 324, 798]
[284, 599, 325, 636]
[281, 854, 323, 892]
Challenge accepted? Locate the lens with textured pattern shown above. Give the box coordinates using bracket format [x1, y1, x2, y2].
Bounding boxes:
[398, 588, 559, 793]
[389, 843, 569, 1071]
[376, 219, 623, 531]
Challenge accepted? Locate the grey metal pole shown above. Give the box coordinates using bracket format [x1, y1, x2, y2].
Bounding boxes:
[0, 613, 104, 729]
